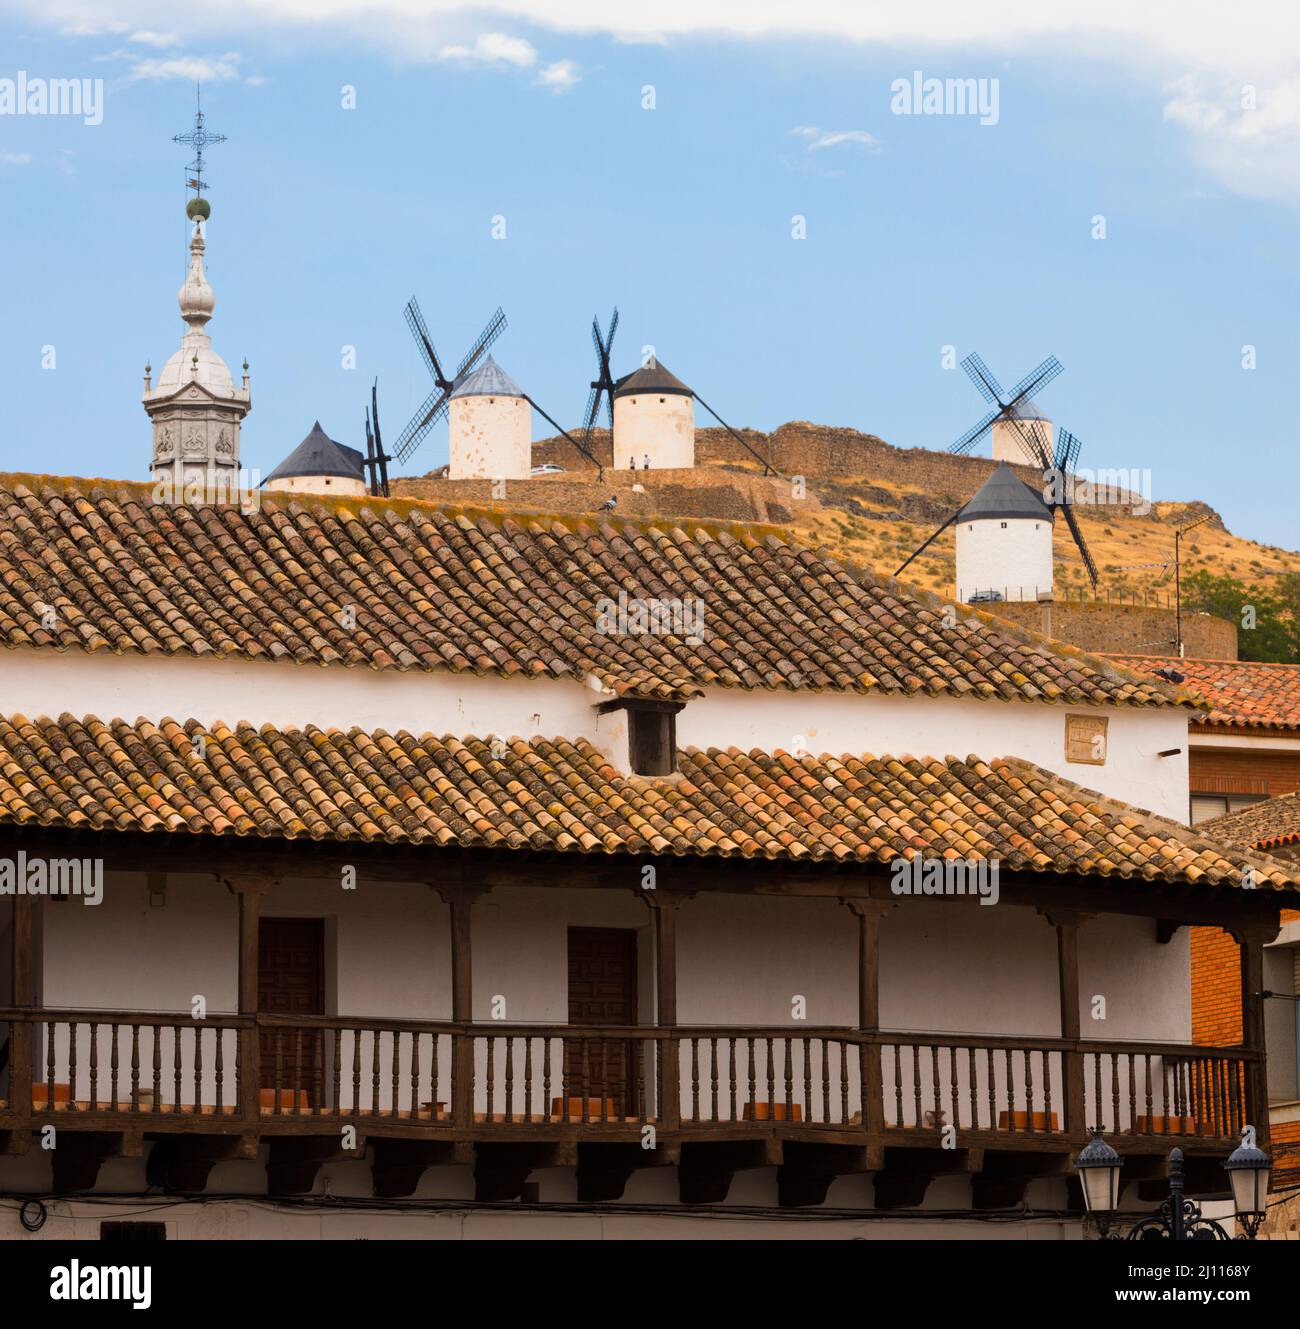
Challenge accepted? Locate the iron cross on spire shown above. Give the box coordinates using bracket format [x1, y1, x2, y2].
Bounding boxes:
[172, 83, 226, 199]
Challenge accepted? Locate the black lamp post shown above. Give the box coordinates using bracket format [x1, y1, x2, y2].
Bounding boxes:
[1074, 1129, 1271, 1240]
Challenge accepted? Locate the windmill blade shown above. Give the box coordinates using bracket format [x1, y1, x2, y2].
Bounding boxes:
[605, 306, 619, 356]
[1007, 355, 1063, 408]
[581, 383, 600, 435]
[1053, 425, 1082, 476]
[527, 394, 604, 476]
[949, 407, 1000, 455]
[455, 307, 507, 380]
[960, 353, 1006, 406]
[372, 379, 389, 495]
[364, 406, 378, 495]
[591, 316, 607, 362]
[894, 510, 959, 579]
[1060, 499, 1099, 587]
[604, 387, 614, 432]
[693, 392, 776, 476]
[404, 298, 447, 385]
[393, 388, 451, 462]
[1005, 410, 1054, 472]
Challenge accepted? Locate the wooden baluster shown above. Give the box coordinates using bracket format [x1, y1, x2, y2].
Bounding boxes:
[728, 1039, 736, 1123]
[1161, 1059, 1172, 1133]
[912, 1046, 922, 1126]
[1042, 1050, 1053, 1133]
[172, 1025, 181, 1112]
[766, 1037, 775, 1117]
[839, 1042, 849, 1124]
[747, 1038, 756, 1118]
[111, 1024, 122, 1113]
[391, 1029, 401, 1119]
[523, 1037, 533, 1124]
[930, 1045, 940, 1127]
[784, 1039, 793, 1120]
[543, 1038, 552, 1122]
[370, 1029, 381, 1116]
[597, 1040, 607, 1122]
[1144, 1055, 1154, 1132]
[969, 1048, 979, 1131]
[1005, 1048, 1016, 1132]
[950, 1047, 961, 1132]
[129, 1023, 141, 1113]
[430, 1034, 439, 1122]
[888, 1045, 900, 1128]
[213, 1028, 224, 1114]
[1127, 1055, 1137, 1135]
[1230, 1059, 1241, 1136]
[332, 1029, 342, 1117]
[68, 1022, 78, 1109]
[703, 1038, 714, 1122]
[487, 1036, 497, 1121]
[45, 1020, 56, 1111]
[802, 1038, 812, 1123]
[88, 1023, 98, 1111]
[689, 1038, 699, 1121]
[352, 1031, 361, 1115]
[505, 1036, 515, 1124]
[1025, 1049, 1034, 1132]
[1093, 1053, 1104, 1132]
[194, 1025, 204, 1116]
[986, 1048, 996, 1131]
[822, 1040, 832, 1125]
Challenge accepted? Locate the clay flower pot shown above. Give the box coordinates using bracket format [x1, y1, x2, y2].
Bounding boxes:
[741, 1102, 803, 1122]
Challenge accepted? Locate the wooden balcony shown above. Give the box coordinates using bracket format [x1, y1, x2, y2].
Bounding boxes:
[0, 1008, 1260, 1206]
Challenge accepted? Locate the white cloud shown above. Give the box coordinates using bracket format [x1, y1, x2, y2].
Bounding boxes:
[535, 59, 580, 93]
[124, 52, 243, 82]
[1162, 73, 1300, 204]
[128, 30, 181, 48]
[25, 0, 1300, 201]
[440, 32, 536, 68]
[0, 151, 33, 165]
[792, 126, 879, 152]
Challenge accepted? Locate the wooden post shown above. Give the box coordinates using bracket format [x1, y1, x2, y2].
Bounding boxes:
[1236, 926, 1271, 1150]
[9, 894, 34, 1118]
[644, 893, 683, 1130]
[1042, 909, 1088, 1136]
[844, 899, 887, 1135]
[225, 878, 267, 1127]
[438, 887, 480, 1128]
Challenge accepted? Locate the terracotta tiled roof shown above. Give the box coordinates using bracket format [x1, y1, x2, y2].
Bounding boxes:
[0, 713, 1293, 887]
[1107, 655, 1300, 731]
[0, 475, 1185, 708]
[1199, 792, 1300, 851]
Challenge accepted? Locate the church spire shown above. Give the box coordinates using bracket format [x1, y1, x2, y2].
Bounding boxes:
[143, 90, 250, 494]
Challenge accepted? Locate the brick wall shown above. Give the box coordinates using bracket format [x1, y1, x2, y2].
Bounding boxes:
[1188, 747, 1300, 799]
[1191, 927, 1243, 1046]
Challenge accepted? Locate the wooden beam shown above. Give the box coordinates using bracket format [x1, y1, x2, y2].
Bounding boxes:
[1235, 925, 1272, 1150]
[644, 893, 686, 1131]
[224, 877, 268, 1126]
[436, 885, 484, 1128]
[1041, 909, 1090, 1134]
[843, 899, 888, 1136]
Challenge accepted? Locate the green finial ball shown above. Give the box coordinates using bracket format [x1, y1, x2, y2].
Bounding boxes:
[186, 196, 211, 222]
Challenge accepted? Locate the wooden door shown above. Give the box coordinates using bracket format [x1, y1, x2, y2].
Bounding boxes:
[566, 928, 637, 1118]
[258, 918, 324, 1107]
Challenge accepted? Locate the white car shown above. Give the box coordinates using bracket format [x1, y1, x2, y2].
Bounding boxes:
[530, 464, 565, 476]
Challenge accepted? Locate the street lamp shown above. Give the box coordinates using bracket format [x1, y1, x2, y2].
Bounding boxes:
[1224, 1137, 1272, 1239]
[1073, 1130, 1271, 1240]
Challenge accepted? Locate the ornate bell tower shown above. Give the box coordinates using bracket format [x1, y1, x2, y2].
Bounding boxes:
[143, 89, 250, 492]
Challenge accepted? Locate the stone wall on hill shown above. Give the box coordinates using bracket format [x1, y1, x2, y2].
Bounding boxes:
[984, 601, 1238, 661]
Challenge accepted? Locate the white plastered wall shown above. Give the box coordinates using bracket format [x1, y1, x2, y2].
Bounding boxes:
[612, 393, 694, 469]
[955, 515, 1054, 603]
[448, 394, 532, 480]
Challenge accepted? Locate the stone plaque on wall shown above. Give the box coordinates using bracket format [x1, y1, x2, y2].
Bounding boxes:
[1065, 713, 1108, 765]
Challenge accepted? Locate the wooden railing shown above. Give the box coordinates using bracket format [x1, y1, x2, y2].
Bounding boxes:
[0, 1011, 1259, 1143]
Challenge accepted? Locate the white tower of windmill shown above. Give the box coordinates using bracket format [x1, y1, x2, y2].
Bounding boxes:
[612, 358, 696, 470]
[954, 463, 1055, 603]
[447, 356, 532, 480]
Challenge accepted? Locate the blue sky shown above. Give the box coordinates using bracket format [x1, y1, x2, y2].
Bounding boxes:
[1, 4, 1297, 549]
